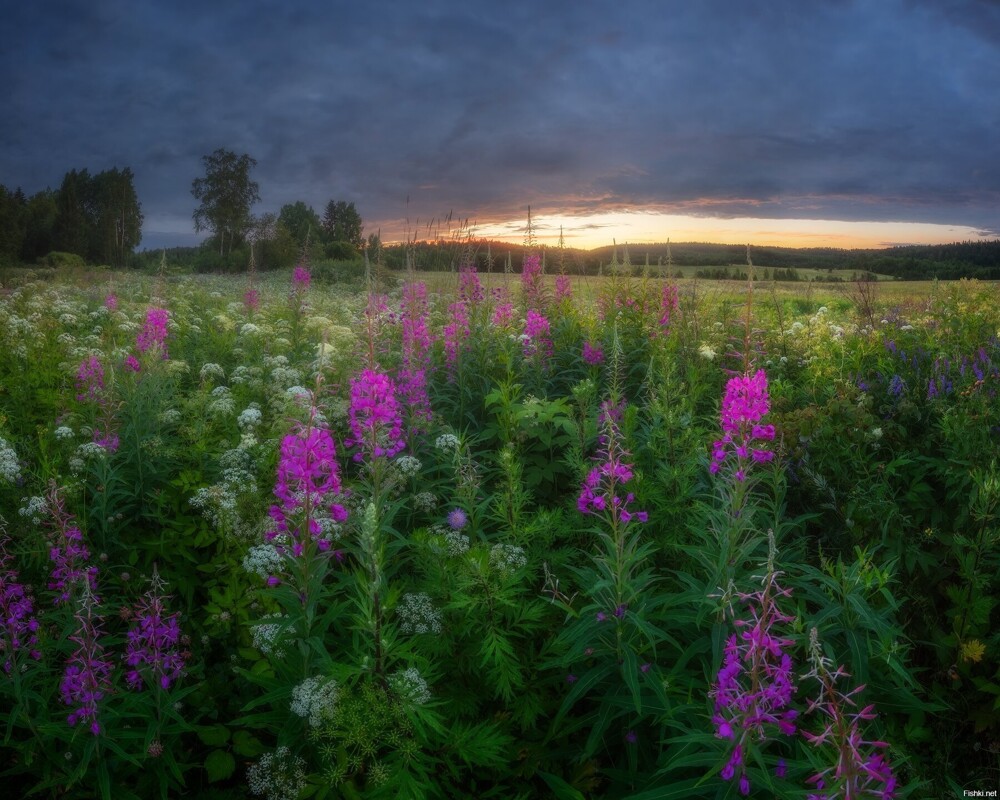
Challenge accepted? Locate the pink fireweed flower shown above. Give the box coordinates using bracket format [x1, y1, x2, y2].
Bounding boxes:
[75, 355, 105, 402]
[136, 308, 169, 357]
[0, 541, 41, 673]
[710, 369, 776, 479]
[124, 572, 187, 691]
[60, 585, 112, 736]
[443, 301, 470, 372]
[459, 266, 485, 305]
[399, 282, 433, 429]
[523, 309, 553, 361]
[244, 287, 260, 312]
[267, 423, 348, 559]
[104, 293, 118, 312]
[802, 628, 897, 800]
[124, 354, 141, 372]
[659, 282, 679, 334]
[492, 301, 515, 327]
[521, 254, 544, 307]
[555, 274, 572, 300]
[292, 264, 311, 292]
[710, 545, 798, 796]
[46, 484, 99, 605]
[582, 341, 604, 366]
[578, 401, 648, 527]
[346, 368, 406, 461]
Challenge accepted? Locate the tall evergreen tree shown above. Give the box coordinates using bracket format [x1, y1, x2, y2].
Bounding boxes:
[321, 200, 364, 250]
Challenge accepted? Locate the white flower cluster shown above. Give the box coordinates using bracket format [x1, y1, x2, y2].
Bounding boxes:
[242, 543, 285, 579]
[490, 543, 528, 575]
[240, 323, 261, 338]
[285, 386, 311, 401]
[289, 676, 339, 727]
[199, 362, 226, 383]
[389, 666, 431, 706]
[247, 746, 306, 800]
[160, 408, 182, 425]
[698, 343, 717, 361]
[238, 405, 263, 431]
[18, 495, 47, 524]
[413, 491, 437, 512]
[397, 592, 443, 635]
[208, 386, 236, 418]
[251, 614, 289, 658]
[54, 425, 75, 440]
[435, 433, 460, 452]
[0, 438, 21, 484]
[231, 365, 264, 389]
[270, 366, 303, 388]
[443, 530, 470, 556]
[190, 447, 258, 536]
[395, 455, 422, 477]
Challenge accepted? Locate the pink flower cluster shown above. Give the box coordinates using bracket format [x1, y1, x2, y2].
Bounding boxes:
[0, 542, 40, 674]
[582, 341, 604, 366]
[124, 575, 187, 691]
[244, 287, 260, 312]
[521, 254, 544, 307]
[459, 266, 484, 305]
[555, 274, 572, 300]
[523, 309, 553, 361]
[48, 523, 99, 606]
[136, 308, 169, 357]
[267, 424, 348, 558]
[75, 355, 105, 402]
[293, 264, 311, 292]
[711, 565, 798, 794]
[659, 282, 679, 334]
[492, 301, 515, 327]
[577, 402, 648, 526]
[60, 589, 112, 736]
[346, 368, 406, 461]
[400, 282, 433, 429]
[443, 301, 470, 370]
[710, 369, 776, 480]
[803, 630, 897, 800]
[104, 293, 118, 312]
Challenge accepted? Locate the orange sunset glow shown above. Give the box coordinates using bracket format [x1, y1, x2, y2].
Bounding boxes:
[395, 210, 993, 251]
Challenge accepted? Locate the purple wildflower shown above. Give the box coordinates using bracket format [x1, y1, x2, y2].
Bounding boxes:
[244, 287, 260, 312]
[710, 369, 776, 479]
[60, 586, 112, 736]
[400, 282, 433, 431]
[523, 309, 553, 361]
[46, 484, 99, 605]
[443, 301, 470, 372]
[136, 308, 169, 357]
[659, 282, 679, 334]
[710, 541, 798, 795]
[521, 254, 544, 307]
[492, 301, 515, 327]
[293, 264, 311, 292]
[447, 508, 468, 531]
[578, 400, 648, 527]
[346, 368, 406, 462]
[459, 266, 484, 305]
[104, 293, 118, 312]
[267, 423, 348, 559]
[802, 628, 897, 800]
[582, 341, 604, 366]
[124, 571, 187, 691]
[124, 354, 141, 373]
[75, 355, 105, 402]
[555, 274, 572, 300]
[0, 540, 41, 673]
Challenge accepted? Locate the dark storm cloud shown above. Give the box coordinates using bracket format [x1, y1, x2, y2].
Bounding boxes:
[1, 0, 998, 247]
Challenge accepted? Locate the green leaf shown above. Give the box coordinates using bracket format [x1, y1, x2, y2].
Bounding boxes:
[197, 724, 230, 746]
[233, 729, 267, 758]
[538, 771, 586, 800]
[205, 749, 236, 783]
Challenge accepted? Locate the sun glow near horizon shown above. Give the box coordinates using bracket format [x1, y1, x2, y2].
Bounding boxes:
[382, 210, 994, 251]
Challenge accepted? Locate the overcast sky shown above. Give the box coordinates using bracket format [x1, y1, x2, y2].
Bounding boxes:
[2, 0, 999, 249]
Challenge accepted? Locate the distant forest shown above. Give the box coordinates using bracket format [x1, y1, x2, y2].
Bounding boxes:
[373, 238, 1000, 281]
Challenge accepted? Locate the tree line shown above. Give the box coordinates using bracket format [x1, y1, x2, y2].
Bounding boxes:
[0, 168, 142, 267]
[0, 148, 369, 271]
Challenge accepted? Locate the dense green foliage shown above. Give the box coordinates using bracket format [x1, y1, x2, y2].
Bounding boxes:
[0, 267, 997, 798]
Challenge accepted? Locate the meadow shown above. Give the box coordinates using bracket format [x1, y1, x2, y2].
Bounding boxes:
[0, 259, 998, 799]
